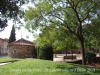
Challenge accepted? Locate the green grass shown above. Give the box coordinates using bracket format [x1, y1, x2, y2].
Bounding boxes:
[0, 58, 100, 75]
[0, 57, 21, 62]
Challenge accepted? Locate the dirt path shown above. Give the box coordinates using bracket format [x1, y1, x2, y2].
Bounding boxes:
[0, 62, 11, 66]
[87, 63, 100, 68]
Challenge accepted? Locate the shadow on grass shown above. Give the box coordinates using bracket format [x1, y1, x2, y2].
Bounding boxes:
[0, 60, 19, 63]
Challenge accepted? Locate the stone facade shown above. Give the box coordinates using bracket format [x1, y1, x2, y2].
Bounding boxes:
[8, 38, 34, 58]
[0, 38, 8, 55]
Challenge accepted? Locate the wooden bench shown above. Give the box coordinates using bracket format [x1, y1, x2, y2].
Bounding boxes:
[63, 56, 77, 61]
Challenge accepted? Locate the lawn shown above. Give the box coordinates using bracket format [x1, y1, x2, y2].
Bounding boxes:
[0, 57, 21, 62]
[0, 58, 100, 75]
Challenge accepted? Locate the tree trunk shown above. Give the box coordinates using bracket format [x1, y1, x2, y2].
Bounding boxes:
[71, 49, 73, 60]
[89, 45, 92, 51]
[65, 49, 67, 56]
[80, 40, 86, 65]
[55, 51, 57, 58]
[76, 23, 86, 65]
[99, 49, 100, 57]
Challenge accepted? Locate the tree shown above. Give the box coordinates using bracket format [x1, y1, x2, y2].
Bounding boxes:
[24, 0, 100, 65]
[34, 24, 79, 58]
[8, 25, 16, 43]
[82, 15, 100, 57]
[0, 19, 7, 32]
[83, 24, 95, 51]
[0, 0, 29, 31]
[91, 15, 100, 56]
[39, 44, 53, 61]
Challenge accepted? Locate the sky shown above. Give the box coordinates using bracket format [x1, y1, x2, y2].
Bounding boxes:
[0, 20, 35, 41]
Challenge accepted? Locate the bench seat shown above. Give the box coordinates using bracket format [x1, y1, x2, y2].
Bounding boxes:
[63, 55, 77, 61]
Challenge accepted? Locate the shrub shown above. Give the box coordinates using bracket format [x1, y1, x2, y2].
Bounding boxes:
[85, 51, 96, 58]
[85, 51, 96, 64]
[39, 44, 53, 61]
[33, 46, 37, 58]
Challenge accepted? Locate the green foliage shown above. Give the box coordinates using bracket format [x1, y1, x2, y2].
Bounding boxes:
[39, 44, 53, 61]
[84, 15, 100, 50]
[8, 25, 16, 44]
[33, 46, 37, 58]
[0, 19, 7, 31]
[24, 0, 100, 31]
[85, 51, 96, 58]
[24, 0, 100, 50]
[0, 0, 29, 18]
[0, 0, 29, 31]
[24, 0, 100, 65]
[33, 28, 80, 52]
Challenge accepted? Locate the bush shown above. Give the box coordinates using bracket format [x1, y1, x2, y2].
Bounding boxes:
[85, 51, 96, 64]
[33, 46, 37, 58]
[39, 44, 53, 61]
[85, 51, 96, 58]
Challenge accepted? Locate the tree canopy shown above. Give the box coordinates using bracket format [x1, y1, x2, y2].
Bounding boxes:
[24, 0, 100, 65]
[0, 0, 29, 31]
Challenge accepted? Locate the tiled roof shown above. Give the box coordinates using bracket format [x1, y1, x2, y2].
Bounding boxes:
[8, 38, 34, 46]
[4, 38, 9, 42]
[0, 38, 8, 42]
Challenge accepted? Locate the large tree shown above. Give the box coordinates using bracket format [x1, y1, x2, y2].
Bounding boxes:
[83, 14, 100, 51]
[90, 15, 100, 56]
[8, 25, 16, 44]
[0, 0, 29, 31]
[24, 0, 100, 65]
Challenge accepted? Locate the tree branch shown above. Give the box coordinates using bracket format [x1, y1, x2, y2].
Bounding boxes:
[67, 0, 81, 23]
[53, 15, 76, 33]
[81, 1, 93, 22]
